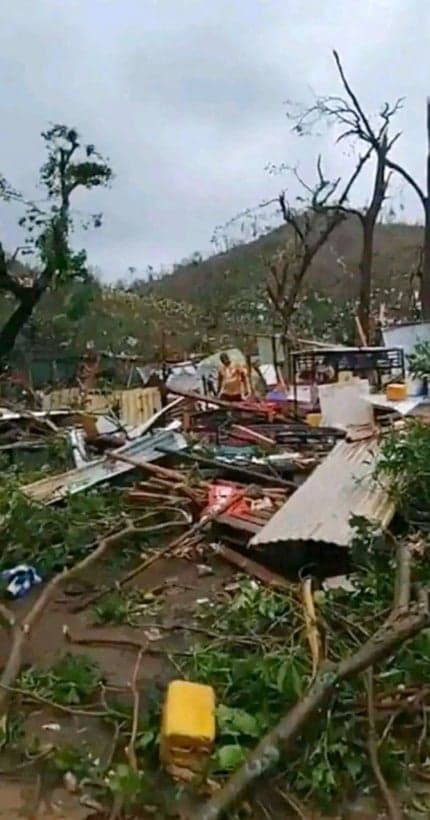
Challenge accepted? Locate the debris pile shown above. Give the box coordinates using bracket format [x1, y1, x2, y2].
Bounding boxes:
[1, 332, 430, 818]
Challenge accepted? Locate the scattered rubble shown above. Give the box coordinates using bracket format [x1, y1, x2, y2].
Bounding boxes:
[1, 333, 430, 817]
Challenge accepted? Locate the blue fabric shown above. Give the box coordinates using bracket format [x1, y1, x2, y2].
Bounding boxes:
[1, 564, 42, 599]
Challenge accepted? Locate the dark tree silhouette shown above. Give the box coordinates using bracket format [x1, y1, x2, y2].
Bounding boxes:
[0, 125, 113, 359]
[288, 50, 403, 339]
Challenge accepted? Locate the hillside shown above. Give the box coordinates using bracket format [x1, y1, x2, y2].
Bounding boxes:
[142, 218, 422, 308]
[0, 218, 423, 368]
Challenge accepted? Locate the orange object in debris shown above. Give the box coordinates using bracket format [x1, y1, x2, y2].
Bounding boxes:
[386, 383, 407, 401]
[207, 481, 251, 518]
[306, 413, 321, 428]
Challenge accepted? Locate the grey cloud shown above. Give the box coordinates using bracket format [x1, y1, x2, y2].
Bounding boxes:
[0, 0, 428, 279]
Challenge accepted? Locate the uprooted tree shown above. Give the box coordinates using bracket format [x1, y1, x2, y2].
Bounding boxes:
[287, 50, 405, 341]
[0, 125, 113, 360]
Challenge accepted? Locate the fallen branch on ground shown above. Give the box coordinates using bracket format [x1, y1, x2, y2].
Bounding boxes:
[75, 486, 255, 612]
[125, 648, 144, 771]
[65, 629, 192, 657]
[301, 577, 322, 678]
[108, 450, 199, 502]
[366, 667, 403, 820]
[0, 523, 137, 716]
[393, 539, 411, 616]
[0, 682, 106, 717]
[211, 543, 292, 592]
[193, 599, 429, 820]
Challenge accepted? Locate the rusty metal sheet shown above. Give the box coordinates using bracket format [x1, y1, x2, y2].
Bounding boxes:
[42, 388, 82, 410]
[249, 438, 394, 550]
[42, 387, 161, 427]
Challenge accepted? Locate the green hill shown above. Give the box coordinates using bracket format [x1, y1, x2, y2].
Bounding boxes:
[0, 218, 423, 367]
[135, 218, 422, 343]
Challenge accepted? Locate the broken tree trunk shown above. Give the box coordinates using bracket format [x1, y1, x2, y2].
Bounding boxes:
[193, 602, 429, 820]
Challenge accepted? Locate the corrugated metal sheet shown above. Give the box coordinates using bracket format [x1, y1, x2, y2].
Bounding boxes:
[0, 408, 71, 422]
[42, 387, 161, 427]
[42, 387, 82, 410]
[22, 427, 187, 504]
[250, 439, 394, 549]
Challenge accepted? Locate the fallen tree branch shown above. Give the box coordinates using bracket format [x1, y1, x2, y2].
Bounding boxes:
[75, 486, 254, 612]
[366, 667, 403, 820]
[193, 601, 429, 820]
[0, 682, 106, 717]
[275, 786, 308, 820]
[211, 543, 292, 592]
[0, 524, 136, 716]
[107, 450, 199, 502]
[301, 577, 322, 678]
[65, 630, 192, 657]
[393, 540, 411, 616]
[125, 648, 143, 771]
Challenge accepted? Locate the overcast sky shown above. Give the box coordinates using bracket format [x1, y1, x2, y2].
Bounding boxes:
[0, 0, 427, 280]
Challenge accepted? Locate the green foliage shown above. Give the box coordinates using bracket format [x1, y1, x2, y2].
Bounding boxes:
[293, 292, 356, 344]
[92, 588, 161, 627]
[104, 763, 150, 809]
[185, 581, 312, 779]
[214, 744, 246, 772]
[0, 712, 24, 751]
[180, 537, 430, 809]
[19, 124, 112, 281]
[0, 476, 125, 576]
[376, 421, 430, 527]
[216, 704, 260, 739]
[0, 122, 114, 361]
[50, 744, 102, 780]
[407, 340, 430, 379]
[18, 653, 103, 705]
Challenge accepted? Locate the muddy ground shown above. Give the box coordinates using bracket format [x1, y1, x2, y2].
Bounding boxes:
[0, 541, 394, 820]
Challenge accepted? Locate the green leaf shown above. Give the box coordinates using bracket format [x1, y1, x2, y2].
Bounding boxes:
[276, 661, 288, 693]
[116, 763, 132, 779]
[215, 744, 246, 772]
[290, 664, 302, 698]
[217, 705, 259, 738]
[136, 730, 155, 750]
[346, 756, 362, 778]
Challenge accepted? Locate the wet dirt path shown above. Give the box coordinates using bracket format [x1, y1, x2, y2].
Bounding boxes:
[0, 552, 232, 818]
[0, 549, 410, 819]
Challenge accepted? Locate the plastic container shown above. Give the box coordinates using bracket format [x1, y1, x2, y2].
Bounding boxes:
[386, 383, 407, 401]
[160, 680, 215, 775]
[318, 380, 373, 430]
[406, 376, 424, 397]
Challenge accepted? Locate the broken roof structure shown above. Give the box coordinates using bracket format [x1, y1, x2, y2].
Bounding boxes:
[22, 426, 187, 504]
[249, 438, 395, 550]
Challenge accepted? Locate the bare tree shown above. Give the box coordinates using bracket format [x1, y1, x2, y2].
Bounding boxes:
[266, 150, 371, 346]
[0, 125, 113, 360]
[288, 51, 403, 340]
[383, 101, 430, 317]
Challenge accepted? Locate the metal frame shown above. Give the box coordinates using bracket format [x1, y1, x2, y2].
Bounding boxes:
[291, 346, 405, 411]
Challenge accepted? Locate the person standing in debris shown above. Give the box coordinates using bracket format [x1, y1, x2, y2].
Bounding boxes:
[217, 353, 250, 402]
